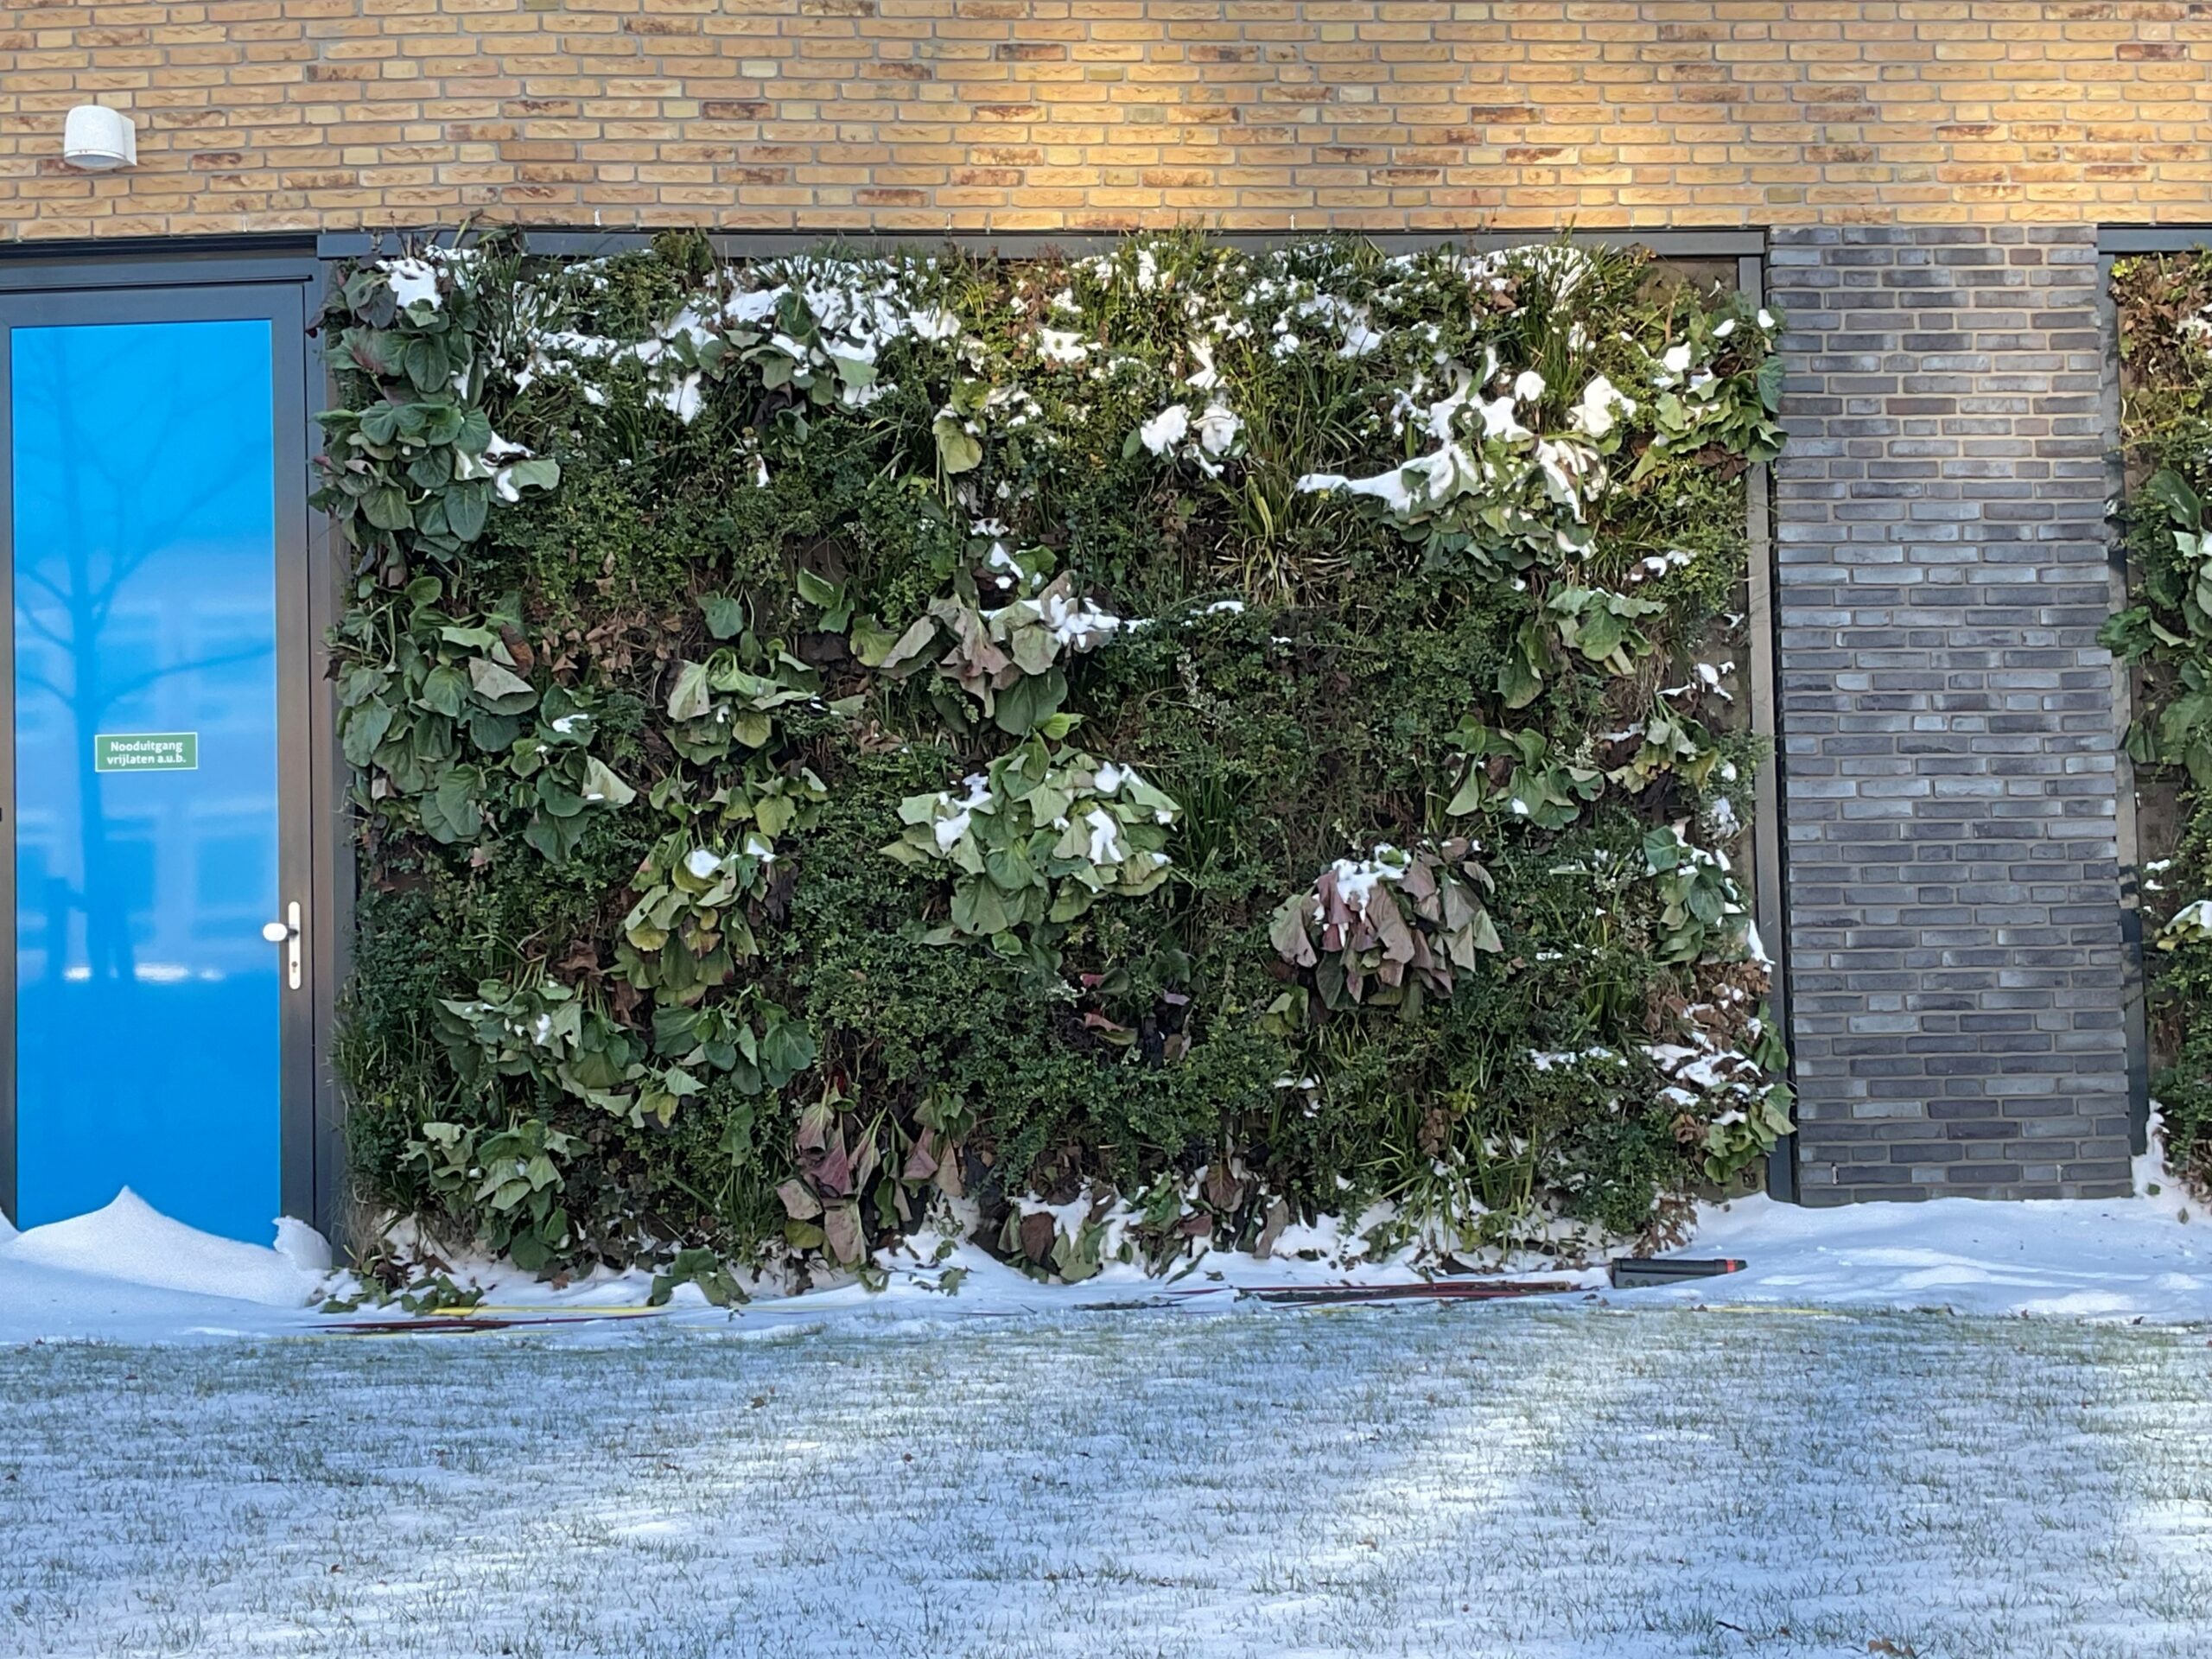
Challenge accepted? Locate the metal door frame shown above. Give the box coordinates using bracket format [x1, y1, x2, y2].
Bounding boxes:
[0, 245, 334, 1234]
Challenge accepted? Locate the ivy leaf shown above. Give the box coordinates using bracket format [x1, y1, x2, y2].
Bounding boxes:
[870, 615, 940, 675]
[982, 837, 1038, 893]
[2158, 690, 2212, 760]
[880, 836, 928, 869]
[467, 709, 525, 753]
[1755, 353, 1785, 413]
[412, 484, 453, 534]
[849, 616, 897, 666]
[419, 403, 466, 447]
[759, 1018, 816, 1087]
[523, 813, 577, 864]
[1444, 765, 1485, 817]
[536, 772, 585, 818]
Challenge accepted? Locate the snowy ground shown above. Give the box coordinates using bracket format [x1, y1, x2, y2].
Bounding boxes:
[4, 1173, 2212, 1343]
[6, 1174, 2212, 1656]
[4, 1303, 2211, 1658]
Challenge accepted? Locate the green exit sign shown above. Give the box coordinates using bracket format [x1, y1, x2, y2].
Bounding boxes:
[92, 733, 198, 773]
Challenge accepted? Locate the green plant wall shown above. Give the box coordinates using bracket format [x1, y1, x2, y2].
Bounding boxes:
[2110, 251, 2212, 1192]
[318, 230, 1790, 1281]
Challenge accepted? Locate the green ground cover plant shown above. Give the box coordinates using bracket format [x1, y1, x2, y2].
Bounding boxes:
[320, 229, 1789, 1281]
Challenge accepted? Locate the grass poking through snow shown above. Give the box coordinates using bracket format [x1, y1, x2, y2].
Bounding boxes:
[3, 1305, 2210, 1656]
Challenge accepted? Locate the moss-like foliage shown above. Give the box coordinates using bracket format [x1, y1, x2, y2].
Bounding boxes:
[320, 229, 1790, 1279]
[2110, 252, 2212, 1193]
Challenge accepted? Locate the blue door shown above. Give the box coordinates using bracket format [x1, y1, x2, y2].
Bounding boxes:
[7, 311, 296, 1243]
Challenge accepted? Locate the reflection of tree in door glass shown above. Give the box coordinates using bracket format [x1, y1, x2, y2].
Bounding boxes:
[10, 314, 285, 1239]
[11, 321, 276, 987]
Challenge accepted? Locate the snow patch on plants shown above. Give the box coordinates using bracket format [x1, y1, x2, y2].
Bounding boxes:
[380, 257, 442, 312]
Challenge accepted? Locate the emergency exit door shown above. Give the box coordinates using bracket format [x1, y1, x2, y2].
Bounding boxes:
[0, 281, 315, 1245]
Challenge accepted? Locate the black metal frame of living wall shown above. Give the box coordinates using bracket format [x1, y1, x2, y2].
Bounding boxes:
[0, 226, 1794, 1237]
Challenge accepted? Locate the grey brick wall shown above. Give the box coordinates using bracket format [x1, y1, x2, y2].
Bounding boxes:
[1768, 223, 2134, 1203]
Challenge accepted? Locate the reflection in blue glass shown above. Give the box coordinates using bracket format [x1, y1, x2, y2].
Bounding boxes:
[13, 320, 280, 1243]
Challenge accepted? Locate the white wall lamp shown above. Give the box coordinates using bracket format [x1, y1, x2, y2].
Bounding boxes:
[61, 105, 137, 171]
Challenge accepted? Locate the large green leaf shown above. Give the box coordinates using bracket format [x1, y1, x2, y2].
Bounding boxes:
[418, 664, 467, 719]
[419, 771, 483, 843]
[468, 658, 537, 711]
[702, 594, 746, 640]
[666, 661, 714, 721]
[933, 412, 982, 474]
[340, 700, 395, 766]
[503, 457, 560, 494]
[950, 876, 1013, 938]
[444, 480, 490, 543]
[2148, 467, 2204, 536]
[361, 484, 413, 531]
[992, 668, 1065, 736]
[581, 757, 636, 809]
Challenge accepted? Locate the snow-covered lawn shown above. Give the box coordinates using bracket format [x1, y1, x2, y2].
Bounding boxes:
[7, 1303, 2212, 1659]
[7, 1176, 2212, 1655]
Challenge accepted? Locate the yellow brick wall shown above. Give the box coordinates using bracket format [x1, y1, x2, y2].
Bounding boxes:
[3, 1, 2209, 240]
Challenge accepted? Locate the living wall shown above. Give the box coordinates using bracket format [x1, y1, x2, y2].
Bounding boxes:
[319, 230, 1790, 1284]
[2111, 251, 2212, 1193]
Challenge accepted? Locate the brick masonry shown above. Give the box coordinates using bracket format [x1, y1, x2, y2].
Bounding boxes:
[5, 3, 2212, 238]
[1770, 223, 2134, 1200]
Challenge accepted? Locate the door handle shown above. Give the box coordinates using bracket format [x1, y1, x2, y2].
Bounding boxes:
[261, 900, 302, 991]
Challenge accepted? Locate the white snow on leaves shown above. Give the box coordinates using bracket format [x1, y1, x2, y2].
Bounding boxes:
[382, 257, 441, 312]
[1137, 403, 1190, 454]
[1568, 372, 1637, 439]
